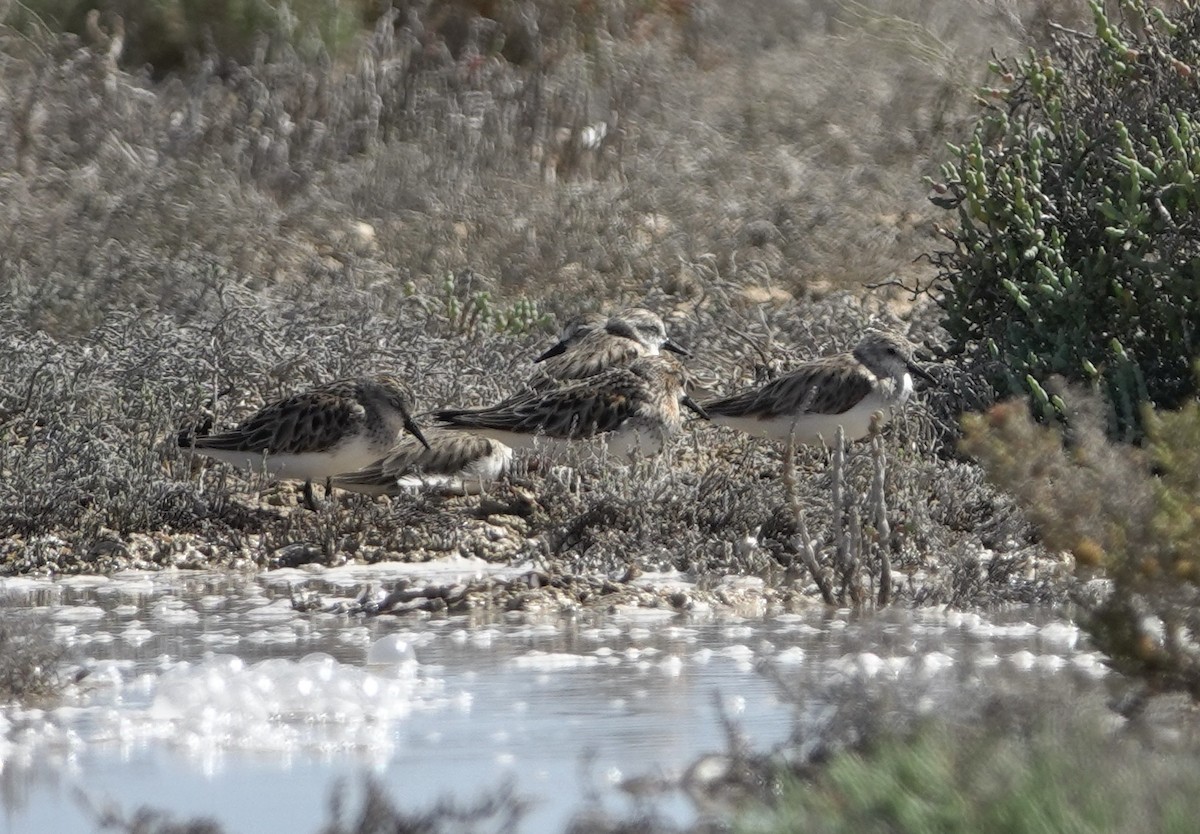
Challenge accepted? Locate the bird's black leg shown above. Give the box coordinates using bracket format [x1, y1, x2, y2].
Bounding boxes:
[324, 477, 335, 506]
[303, 479, 320, 512]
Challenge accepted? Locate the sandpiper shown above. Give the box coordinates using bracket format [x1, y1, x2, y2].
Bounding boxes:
[436, 355, 707, 461]
[331, 430, 512, 497]
[702, 329, 933, 445]
[533, 311, 607, 362]
[529, 308, 689, 389]
[181, 374, 429, 509]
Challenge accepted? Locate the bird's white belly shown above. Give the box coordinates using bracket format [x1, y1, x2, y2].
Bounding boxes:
[199, 436, 386, 481]
[711, 395, 895, 446]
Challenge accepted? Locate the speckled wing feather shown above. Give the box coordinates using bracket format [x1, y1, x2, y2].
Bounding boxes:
[193, 390, 366, 455]
[704, 356, 873, 418]
[438, 368, 644, 440]
[338, 433, 499, 483]
[529, 334, 644, 389]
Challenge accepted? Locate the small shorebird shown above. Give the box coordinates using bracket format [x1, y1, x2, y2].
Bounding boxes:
[331, 430, 512, 497]
[702, 330, 934, 445]
[530, 308, 689, 389]
[181, 374, 429, 509]
[435, 355, 708, 460]
[533, 311, 607, 362]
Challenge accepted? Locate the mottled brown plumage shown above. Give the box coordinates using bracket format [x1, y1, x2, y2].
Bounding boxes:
[704, 330, 932, 444]
[437, 355, 706, 458]
[331, 430, 512, 497]
[183, 374, 428, 508]
[529, 308, 688, 390]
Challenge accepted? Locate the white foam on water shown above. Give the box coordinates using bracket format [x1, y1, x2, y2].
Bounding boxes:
[1037, 621, 1080, 648]
[53, 606, 105, 623]
[0, 576, 50, 596]
[1008, 650, 1037, 670]
[917, 651, 955, 676]
[941, 611, 984, 629]
[659, 656, 684, 677]
[8, 647, 448, 766]
[1035, 654, 1067, 671]
[121, 623, 154, 646]
[511, 652, 601, 671]
[365, 635, 418, 668]
[57, 576, 111, 589]
[510, 624, 563, 639]
[110, 578, 159, 596]
[245, 626, 301, 646]
[774, 622, 823, 635]
[338, 626, 372, 646]
[1071, 652, 1110, 678]
[152, 600, 201, 624]
[581, 626, 623, 642]
[243, 599, 297, 621]
[773, 646, 806, 665]
[609, 606, 678, 625]
[716, 645, 754, 662]
[662, 626, 699, 641]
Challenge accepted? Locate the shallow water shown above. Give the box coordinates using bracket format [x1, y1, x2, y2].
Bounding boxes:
[0, 561, 1108, 834]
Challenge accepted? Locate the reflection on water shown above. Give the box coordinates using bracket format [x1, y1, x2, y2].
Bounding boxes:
[0, 565, 1108, 833]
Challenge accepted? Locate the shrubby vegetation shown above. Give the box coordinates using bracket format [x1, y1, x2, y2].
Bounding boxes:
[930, 1, 1200, 702]
[737, 708, 1200, 834]
[930, 0, 1200, 438]
[963, 387, 1200, 701]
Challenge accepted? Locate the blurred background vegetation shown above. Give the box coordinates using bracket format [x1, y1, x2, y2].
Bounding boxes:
[0, 0, 1084, 337]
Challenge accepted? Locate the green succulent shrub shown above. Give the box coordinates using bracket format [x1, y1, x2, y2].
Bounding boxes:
[962, 383, 1200, 700]
[930, 0, 1200, 439]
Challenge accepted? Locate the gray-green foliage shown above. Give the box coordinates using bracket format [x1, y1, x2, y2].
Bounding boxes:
[931, 0, 1200, 438]
[737, 715, 1200, 834]
[962, 381, 1200, 701]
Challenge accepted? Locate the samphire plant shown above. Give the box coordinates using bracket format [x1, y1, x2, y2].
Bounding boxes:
[962, 382, 1200, 700]
[929, 0, 1200, 440]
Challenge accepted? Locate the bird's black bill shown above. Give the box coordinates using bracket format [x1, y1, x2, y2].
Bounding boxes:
[534, 341, 569, 362]
[404, 415, 431, 450]
[682, 394, 710, 420]
[663, 339, 691, 358]
[908, 361, 936, 384]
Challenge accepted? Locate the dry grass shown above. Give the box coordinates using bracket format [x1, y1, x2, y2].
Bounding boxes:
[0, 0, 1087, 334]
